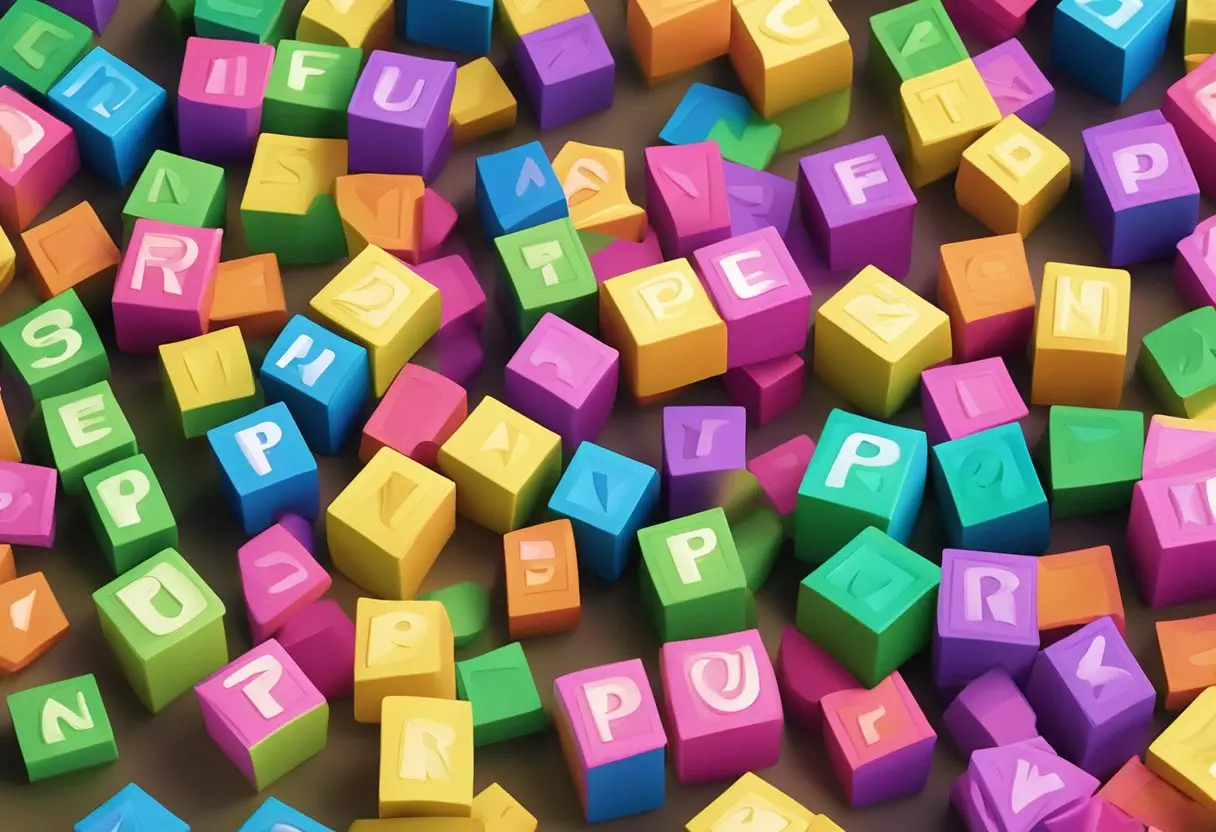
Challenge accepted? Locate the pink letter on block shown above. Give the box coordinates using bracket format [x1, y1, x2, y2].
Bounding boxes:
[359, 363, 467, 466]
[177, 38, 274, 164]
[0, 461, 56, 547]
[239, 523, 331, 644]
[275, 599, 355, 701]
[920, 357, 1027, 446]
[413, 255, 487, 333]
[774, 625, 859, 732]
[644, 142, 730, 259]
[1175, 215, 1216, 309]
[0, 86, 79, 231]
[723, 353, 805, 427]
[1164, 55, 1216, 198]
[1143, 415, 1216, 480]
[1129, 471, 1216, 608]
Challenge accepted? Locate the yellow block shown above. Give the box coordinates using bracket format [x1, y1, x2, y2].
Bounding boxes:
[451, 58, 517, 146]
[956, 115, 1070, 237]
[310, 245, 441, 396]
[599, 259, 728, 399]
[379, 696, 473, 818]
[1148, 685, 1216, 814]
[158, 326, 257, 437]
[686, 772, 817, 831]
[627, 0, 731, 84]
[729, 0, 852, 118]
[1031, 262, 1130, 408]
[1187, 53, 1212, 73]
[437, 396, 561, 534]
[328, 447, 455, 601]
[297, 0, 393, 48]
[497, 0, 588, 40]
[1187, 0, 1216, 56]
[355, 598, 456, 724]
[243, 133, 348, 218]
[900, 60, 1001, 188]
[0, 226, 13, 295]
[472, 783, 538, 832]
[553, 142, 647, 242]
[814, 265, 951, 418]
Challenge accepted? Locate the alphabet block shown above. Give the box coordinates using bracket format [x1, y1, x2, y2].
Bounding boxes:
[194, 0, 287, 43]
[39, 379, 135, 494]
[298, 0, 392, 49]
[1128, 468, 1216, 608]
[938, 233, 1036, 361]
[354, 597, 454, 723]
[360, 363, 465, 467]
[209, 253, 288, 338]
[1033, 262, 1131, 408]
[1052, 0, 1173, 104]
[476, 140, 566, 239]
[0, 288, 107, 401]
[687, 772, 823, 831]
[0, 571, 66, 674]
[798, 135, 916, 278]
[920, 357, 1026, 446]
[661, 405, 746, 518]
[275, 599, 354, 701]
[335, 172, 424, 261]
[239, 797, 332, 832]
[644, 141, 730, 258]
[553, 141, 645, 242]
[93, 548, 227, 712]
[723, 354, 805, 428]
[472, 783, 537, 832]
[0, 85, 78, 232]
[238, 523, 329, 644]
[0, 544, 13, 582]
[774, 624, 858, 733]
[74, 784, 188, 832]
[516, 14, 613, 130]
[8, 673, 115, 781]
[0, 462, 56, 546]
[82, 453, 176, 576]
[1038, 546, 1125, 645]
[0, 0, 91, 98]
[748, 434, 814, 521]
[328, 447, 454, 600]
[414, 255, 486, 333]
[262, 40, 360, 139]
[942, 667, 1036, 758]
[379, 695, 472, 817]
[814, 265, 951, 418]
[1041, 406, 1143, 517]
[450, 57, 515, 145]
[160, 327, 260, 438]
[177, 37, 274, 164]
[503, 518, 580, 638]
[723, 161, 795, 237]
[900, 60, 1001, 188]
[1141, 307, 1216, 417]
[1082, 111, 1199, 266]
[455, 641, 545, 745]
[627, 0, 728, 84]
[18, 202, 112, 303]
[821, 671, 935, 807]
[972, 37, 1055, 128]
[1100, 755, 1211, 830]
[495, 217, 597, 337]
[1148, 687, 1216, 813]
[961, 739, 1099, 830]
[1165, 56, 1216, 198]
[122, 151, 225, 235]
[1157, 612, 1216, 711]
[933, 548, 1039, 690]
[587, 227, 663, 282]
[868, 0, 966, 100]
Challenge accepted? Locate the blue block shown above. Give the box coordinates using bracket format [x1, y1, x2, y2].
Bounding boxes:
[659, 82, 753, 146]
[75, 784, 189, 832]
[548, 441, 659, 582]
[48, 46, 166, 186]
[405, 0, 493, 54]
[1051, 0, 1174, 104]
[238, 797, 333, 832]
[931, 422, 1049, 555]
[260, 315, 370, 455]
[475, 139, 567, 239]
[585, 746, 665, 822]
[207, 401, 319, 535]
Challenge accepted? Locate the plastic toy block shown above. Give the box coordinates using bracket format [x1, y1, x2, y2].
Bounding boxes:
[0, 0, 90, 98]
[0, 462, 55, 546]
[360, 366, 465, 468]
[417, 187, 457, 262]
[1141, 307, 1216, 418]
[43, 0, 115, 34]
[379, 695, 473, 817]
[194, 0, 287, 43]
[472, 783, 537, 832]
[209, 253, 287, 338]
[494, 217, 597, 337]
[723, 354, 804, 428]
[498, 0, 587, 38]
[177, 37, 274, 164]
[938, 233, 1036, 362]
[414, 324, 483, 386]
[122, 151, 225, 236]
[335, 173, 424, 261]
[0, 573, 66, 673]
[1041, 406, 1144, 518]
[238, 523, 329, 644]
[942, 667, 1036, 758]
[1165, 57, 1216, 199]
[502, 518, 580, 638]
[475, 140, 566, 239]
[1031, 262, 1131, 408]
[1100, 755, 1211, 832]
[868, 0, 966, 99]
[241, 133, 347, 267]
[298, 0, 392, 49]
[159, 327, 260, 439]
[74, 784, 189, 832]
[0, 544, 12, 582]
[0, 85, 77, 231]
[1148, 684, 1216, 813]
[450, 58, 515, 145]
[353, 597, 454, 724]
[455, 641, 545, 746]
[644, 142, 730, 259]
[39, 379, 134, 494]
[275, 599, 354, 701]
[516, 14, 613, 131]
[660, 405, 745, 517]
[405, 0, 491, 53]
[1052, 0, 1173, 105]
[1159, 613, 1216, 712]
[262, 40, 360, 139]
[941, 0, 1034, 43]
[1082, 112, 1199, 267]
[82, 453, 176, 576]
[1038, 546, 1124, 648]
[972, 37, 1054, 128]
[0, 288, 106, 401]
[775, 625, 858, 733]
[348, 51, 455, 177]
[554, 141, 645, 242]
[1187, 0, 1216, 56]
[748, 434, 814, 523]
[239, 797, 333, 832]
[770, 86, 851, 152]
[417, 581, 488, 648]
[659, 84, 769, 165]
[8, 673, 114, 782]
[1142, 415, 1216, 481]
[900, 60, 1001, 188]
[0, 397, 17, 465]
[1129, 467, 1216, 608]
[722, 161, 795, 237]
[92, 548, 227, 712]
[627, 0, 727, 84]
[920, 358, 1026, 446]
[1175, 216, 1216, 309]
[964, 739, 1100, 830]
[587, 227, 663, 282]
[414, 255, 486, 333]
[20, 201, 114, 302]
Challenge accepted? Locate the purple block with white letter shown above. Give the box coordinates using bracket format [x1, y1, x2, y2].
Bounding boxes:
[661, 405, 746, 518]
[516, 14, 614, 131]
[1174, 214, 1216, 309]
[972, 38, 1055, 128]
[723, 161, 796, 237]
[942, 667, 1037, 758]
[920, 357, 1028, 446]
[966, 739, 1099, 831]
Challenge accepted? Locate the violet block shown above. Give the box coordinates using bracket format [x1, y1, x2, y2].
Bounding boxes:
[516, 14, 614, 131]
[942, 667, 1037, 758]
[661, 405, 747, 518]
[177, 38, 274, 164]
[47, 0, 116, 33]
[972, 37, 1055, 128]
[964, 738, 1099, 830]
[723, 161, 796, 237]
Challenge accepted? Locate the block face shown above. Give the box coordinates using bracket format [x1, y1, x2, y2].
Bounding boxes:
[360, 363, 466, 467]
[456, 641, 546, 745]
[0, 85, 79, 232]
[920, 357, 1027, 445]
[722, 161, 795, 237]
[1129, 468, 1216, 608]
[899, 59, 1001, 187]
[471, 783, 538, 832]
[177, 37, 275, 164]
[0, 462, 56, 547]
[9, 673, 115, 782]
[869, 0, 967, 93]
[1175, 215, 1216, 309]
[1038, 546, 1125, 644]
[21, 201, 116, 301]
[1140, 306, 1216, 417]
[195, 0, 288, 42]
[0, 288, 108, 401]
[516, 14, 614, 131]
[1148, 685, 1216, 813]
[297, 0, 393, 49]
[209, 253, 289, 339]
[1052, 0, 1174, 104]
[335, 172, 425, 260]
[1045, 406, 1144, 518]
[643, 141, 730, 258]
[661, 405, 746, 518]
[0, 571, 67, 672]
[379, 695, 473, 817]
[1099, 755, 1212, 831]
[450, 57, 516, 145]
[1165, 56, 1216, 198]
[238, 523, 330, 644]
[553, 141, 644, 243]
[275, 598, 355, 701]
[123, 150, 225, 232]
[942, 668, 1037, 757]
[0, 0, 92, 98]
[347, 50, 455, 176]
[42, 379, 136, 494]
[414, 254, 487, 332]
[503, 519, 581, 639]
[354, 598, 455, 724]
[75, 784, 189, 832]
[160, 327, 260, 439]
[937, 233, 1036, 362]
[494, 217, 598, 336]
[972, 38, 1055, 127]
[475, 139, 567, 238]
[687, 772, 818, 831]
[1142, 416, 1216, 480]
[1157, 612, 1216, 710]
[83, 454, 176, 576]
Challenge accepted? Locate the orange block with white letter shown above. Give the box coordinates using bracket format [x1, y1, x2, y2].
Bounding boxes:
[628, 0, 731, 84]
[504, 519, 581, 639]
[900, 60, 1001, 188]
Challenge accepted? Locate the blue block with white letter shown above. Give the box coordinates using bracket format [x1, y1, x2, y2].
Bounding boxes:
[238, 797, 333, 832]
[405, 0, 493, 54]
[75, 783, 189, 832]
[475, 140, 567, 239]
[1051, 0, 1175, 104]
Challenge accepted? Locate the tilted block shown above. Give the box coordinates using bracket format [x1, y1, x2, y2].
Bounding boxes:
[494, 217, 598, 337]
[0, 0, 91, 99]
[900, 60, 1001, 188]
[921, 357, 1027, 446]
[1041, 406, 1143, 518]
[475, 140, 566, 239]
[553, 141, 645, 242]
[942, 668, 1036, 758]
[687, 772, 825, 831]
[414, 255, 486, 332]
[972, 36, 1054, 128]
[723, 354, 805, 428]
[348, 51, 455, 177]
[456, 641, 546, 746]
[450, 57, 515, 146]
[1128, 468, 1216, 607]
[627, 0, 729, 84]
[160, 327, 260, 439]
[1147, 684, 1216, 813]
[379, 696, 472, 817]
[239, 522, 330, 644]
[644, 141, 730, 258]
[1038, 546, 1125, 645]
[1099, 755, 1212, 831]
[335, 173, 424, 261]
[1052, 0, 1173, 104]
[177, 37, 274, 164]
[1141, 307, 1216, 418]
[774, 624, 858, 733]
[1158, 612, 1216, 711]
[496, 0, 586, 40]
[75, 784, 188, 832]
[360, 363, 465, 467]
[0, 287, 106, 401]
[516, 14, 613, 131]
[588, 227, 664, 282]
[40, 379, 136, 494]
[868, 0, 966, 100]
[298, 0, 392, 49]
[276, 599, 355, 701]
[0, 572, 66, 673]
[209, 253, 288, 339]
[1175, 215, 1216, 308]
[406, 0, 491, 53]
[1165, 56, 1216, 198]
[0, 85, 77, 231]
[8, 673, 115, 782]
[0, 462, 56, 547]
[659, 83, 775, 170]
[963, 739, 1099, 830]
[723, 161, 795, 237]
[661, 405, 746, 518]
[122, 150, 224, 235]
[748, 434, 814, 521]
[938, 233, 1036, 362]
[239, 797, 332, 832]
[354, 597, 454, 724]
[83, 453, 176, 576]
[503, 518, 580, 639]
[472, 783, 537, 832]
[194, 0, 287, 43]
[262, 39, 360, 139]
[1141, 415, 1216, 479]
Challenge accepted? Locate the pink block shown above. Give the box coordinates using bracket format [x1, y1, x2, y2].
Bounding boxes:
[275, 599, 356, 701]
[644, 142, 731, 259]
[504, 313, 619, 449]
[1044, 798, 1146, 832]
[748, 437, 814, 517]
[723, 353, 805, 427]
[238, 523, 331, 644]
[920, 357, 1028, 445]
[360, 363, 467, 467]
[589, 229, 664, 283]
[1142, 416, 1216, 480]
[1128, 470, 1216, 608]
[1164, 56, 1216, 198]
[773, 625, 858, 732]
[0, 86, 79, 231]
[942, 668, 1038, 758]
[1174, 215, 1216, 308]
[414, 322, 484, 386]
[412, 188, 458, 264]
[0, 461, 56, 547]
[412, 254, 487, 332]
[659, 629, 783, 784]
[112, 220, 222, 353]
[692, 227, 811, 368]
[177, 38, 274, 165]
[971, 37, 1056, 128]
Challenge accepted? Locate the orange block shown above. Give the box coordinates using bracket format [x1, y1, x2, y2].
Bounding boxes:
[503, 519, 581, 639]
[335, 173, 424, 262]
[627, 0, 731, 84]
[21, 202, 120, 302]
[0, 544, 13, 584]
[1037, 546, 1124, 645]
[0, 390, 20, 463]
[208, 254, 288, 339]
[0, 572, 68, 674]
[1157, 613, 1216, 711]
[1099, 756, 1211, 832]
[937, 234, 1036, 362]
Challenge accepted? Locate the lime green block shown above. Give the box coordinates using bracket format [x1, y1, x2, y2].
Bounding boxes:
[718, 468, 783, 592]
[868, 0, 967, 100]
[158, 0, 195, 37]
[194, 0, 287, 44]
[263, 40, 362, 139]
[1139, 306, 1216, 418]
[93, 548, 228, 713]
[797, 527, 939, 687]
[7, 674, 117, 782]
[1041, 405, 1144, 519]
[248, 702, 329, 789]
[495, 218, 598, 338]
[83, 454, 178, 576]
[455, 642, 546, 746]
[638, 508, 748, 642]
[419, 581, 490, 648]
[0, 289, 109, 402]
[241, 195, 346, 267]
[708, 114, 781, 170]
[42, 380, 137, 495]
[772, 87, 852, 152]
[0, 0, 92, 98]
[122, 151, 227, 237]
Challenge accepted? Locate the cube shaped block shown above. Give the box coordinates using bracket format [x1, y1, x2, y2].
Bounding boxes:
[0, 572, 67, 674]
[194, 0, 287, 42]
[456, 641, 546, 746]
[348, 51, 455, 177]
[1143, 414, 1216, 480]
[938, 233, 1036, 362]
[262, 40, 361, 139]
[353, 597, 454, 724]
[920, 357, 1027, 446]
[405, 0, 492, 53]
[644, 141, 730, 258]
[942, 668, 1037, 758]
[516, 15, 614, 130]
[723, 160, 796, 237]
[1140, 307, 1216, 418]
[868, 0, 967, 99]
[494, 217, 598, 337]
[774, 624, 859, 733]
[0, 85, 78, 231]
[177, 37, 274, 164]
[1164, 55, 1216, 198]
[1148, 685, 1216, 815]
[1042, 406, 1144, 518]
[82, 453, 177, 576]
[748, 434, 815, 522]
[414, 254, 487, 333]
[160, 327, 260, 439]
[275, 599, 355, 701]
[21, 201, 118, 301]
[450, 57, 516, 145]
[209, 254, 288, 339]
[972, 37, 1055, 128]
[360, 363, 466, 467]
[553, 141, 645, 242]
[40, 379, 136, 495]
[335, 172, 425, 261]
[1128, 468, 1216, 608]
[0, 0, 91, 99]
[1158, 612, 1216, 712]
[0, 463, 56, 547]
[122, 150, 225, 234]
[238, 522, 330, 644]
[379, 695, 473, 818]
[723, 354, 805, 428]
[627, 0, 729, 84]
[1098, 755, 1212, 831]
[963, 739, 1100, 830]
[7, 673, 116, 781]
[1052, 0, 1174, 104]
[687, 772, 823, 831]
[1175, 215, 1216, 309]
[1038, 546, 1125, 645]
[0, 288, 107, 401]
[475, 139, 566, 239]
[74, 784, 188, 832]
[899, 59, 1001, 188]
[661, 405, 746, 518]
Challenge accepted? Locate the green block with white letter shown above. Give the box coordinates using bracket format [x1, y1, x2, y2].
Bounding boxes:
[0, 289, 109, 402]
[495, 217, 598, 337]
[83, 454, 178, 576]
[262, 40, 362, 138]
[7, 674, 117, 782]
[40, 380, 137, 495]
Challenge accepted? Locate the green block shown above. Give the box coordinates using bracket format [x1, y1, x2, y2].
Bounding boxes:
[42, 380, 137, 495]
[93, 548, 228, 713]
[241, 195, 346, 267]
[495, 218, 598, 338]
[158, 0, 195, 37]
[194, 0, 287, 43]
[0, 0, 91, 98]
[7, 674, 117, 782]
[707, 114, 781, 170]
[795, 408, 927, 566]
[796, 527, 939, 687]
[83, 454, 178, 576]
[455, 642, 546, 746]
[0, 289, 109, 402]
[262, 40, 362, 138]
[419, 581, 489, 648]
[1139, 306, 1216, 418]
[772, 87, 851, 152]
[638, 508, 748, 642]
[122, 150, 227, 237]
[868, 0, 967, 100]
[1042, 405, 1144, 518]
[248, 702, 329, 789]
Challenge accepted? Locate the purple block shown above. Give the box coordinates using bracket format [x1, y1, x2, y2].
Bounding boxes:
[504, 313, 619, 449]
[0, 461, 56, 547]
[934, 549, 1040, 692]
[972, 38, 1055, 128]
[177, 38, 274, 164]
[798, 135, 917, 278]
[661, 405, 747, 517]
[347, 51, 456, 177]
[747, 435, 815, 518]
[1174, 214, 1216, 309]
[516, 15, 614, 131]
[1043, 797, 1146, 832]
[1025, 617, 1155, 780]
[413, 254, 487, 332]
[723, 354, 805, 427]
[920, 357, 1028, 446]
[589, 229, 664, 283]
[722, 161, 796, 237]
[1127, 469, 1216, 608]
[968, 739, 1099, 832]
[46, 0, 116, 33]
[276, 513, 314, 552]
[943, 668, 1038, 758]
[274, 599, 355, 701]
[774, 625, 859, 732]
[644, 142, 731, 259]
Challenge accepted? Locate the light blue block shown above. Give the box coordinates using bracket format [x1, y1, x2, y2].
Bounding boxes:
[1051, 0, 1174, 104]
[405, 0, 493, 54]
[238, 797, 333, 832]
[659, 82, 753, 146]
[75, 783, 189, 832]
[585, 746, 665, 822]
[931, 422, 1049, 555]
[475, 139, 567, 239]
[548, 441, 659, 582]
[207, 401, 319, 535]
[48, 46, 166, 186]
[260, 315, 370, 455]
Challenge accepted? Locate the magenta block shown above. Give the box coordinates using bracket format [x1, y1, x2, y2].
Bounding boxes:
[415, 187, 458, 264]
[589, 228, 664, 283]
[723, 354, 804, 427]
[1164, 55, 1216, 198]
[661, 405, 747, 517]
[920, 357, 1028, 446]
[275, 599, 355, 701]
[942, 0, 1024, 44]
[971, 38, 1055, 128]
[504, 313, 619, 450]
[413, 322, 484, 386]
[798, 134, 916, 278]
[644, 142, 731, 259]
[177, 38, 274, 165]
[692, 226, 811, 368]
[112, 220, 222, 354]
[413, 255, 486, 333]
[722, 161, 796, 238]
[942, 668, 1037, 758]
[0, 86, 78, 231]
[774, 625, 858, 732]
[1043, 798, 1146, 832]
[1128, 470, 1216, 608]
[276, 513, 314, 552]
[516, 14, 614, 130]
[0, 461, 56, 547]
[238, 523, 331, 644]
[361, 363, 467, 467]
[747, 436, 815, 517]
[967, 739, 1099, 831]
[1174, 214, 1216, 308]
[45, 0, 117, 33]
[1142, 416, 1216, 480]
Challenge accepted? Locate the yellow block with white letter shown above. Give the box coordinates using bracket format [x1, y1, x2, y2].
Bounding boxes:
[354, 598, 455, 724]
[472, 783, 538, 832]
[1148, 685, 1216, 814]
[297, 0, 393, 48]
[379, 695, 473, 818]
[900, 60, 1001, 188]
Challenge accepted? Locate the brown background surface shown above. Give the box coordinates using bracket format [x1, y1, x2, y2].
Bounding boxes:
[0, 0, 1210, 829]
